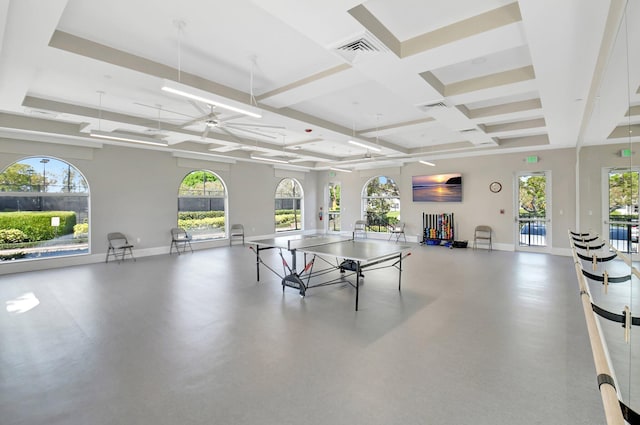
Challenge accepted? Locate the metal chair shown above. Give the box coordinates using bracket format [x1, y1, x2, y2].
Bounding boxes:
[170, 227, 193, 255]
[388, 221, 406, 243]
[106, 232, 135, 263]
[353, 220, 367, 239]
[473, 225, 492, 251]
[230, 224, 245, 246]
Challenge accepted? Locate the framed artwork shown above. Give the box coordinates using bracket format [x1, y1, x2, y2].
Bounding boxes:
[412, 173, 462, 202]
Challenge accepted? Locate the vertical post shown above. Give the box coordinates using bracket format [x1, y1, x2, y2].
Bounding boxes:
[39, 158, 49, 192]
[256, 246, 261, 281]
[398, 252, 402, 291]
[355, 261, 361, 311]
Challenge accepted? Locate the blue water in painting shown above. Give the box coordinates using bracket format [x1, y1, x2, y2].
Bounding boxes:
[412, 183, 462, 202]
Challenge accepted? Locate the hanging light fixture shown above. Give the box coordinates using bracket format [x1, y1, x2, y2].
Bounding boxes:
[250, 155, 289, 164]
[161, 80, 262, 119]
[161, 21, 262, 119]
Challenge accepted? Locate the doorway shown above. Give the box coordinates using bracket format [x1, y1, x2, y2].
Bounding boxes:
[603, 168, 639, 254]
[516, 171, 551, 251]
[327, 182, 341, 233]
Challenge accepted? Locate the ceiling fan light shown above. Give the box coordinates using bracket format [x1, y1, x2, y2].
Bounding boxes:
[348, 139, 381, 152]
[419, 160, 436, 166]
[161, 79, 262, 119]
[90, 130, 168, 147]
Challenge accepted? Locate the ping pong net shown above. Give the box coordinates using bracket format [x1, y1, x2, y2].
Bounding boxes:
[285, 234, 352, 251]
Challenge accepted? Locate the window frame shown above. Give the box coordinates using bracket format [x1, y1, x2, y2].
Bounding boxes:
[177, 170, 228, 241]
[275, 177, 304, 233]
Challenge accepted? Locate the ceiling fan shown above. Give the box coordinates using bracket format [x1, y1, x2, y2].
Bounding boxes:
[181, 100, 284, 142]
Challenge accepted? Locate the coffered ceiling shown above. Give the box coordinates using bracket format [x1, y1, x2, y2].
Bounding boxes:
[0, 0, 638, 171]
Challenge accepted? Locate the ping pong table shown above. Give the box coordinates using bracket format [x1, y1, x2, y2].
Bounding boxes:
[249, 234, 411, 311]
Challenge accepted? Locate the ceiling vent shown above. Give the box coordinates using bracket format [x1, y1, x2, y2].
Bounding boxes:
[419, 101, 447, 109]
[333, 31, 388, 63]
[337, 37, 380, 53]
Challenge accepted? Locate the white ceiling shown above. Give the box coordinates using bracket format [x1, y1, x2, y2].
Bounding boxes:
[0, 0, 638, 171]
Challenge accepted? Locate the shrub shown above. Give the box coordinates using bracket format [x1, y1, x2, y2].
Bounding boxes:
[0, 211, 76, 241]
[178, 216, 225, 230]
[178, 211, 225, 220]
[0, 228, 29, 243]
[275, 213, 301, 226]
[73, 223, 89, 237]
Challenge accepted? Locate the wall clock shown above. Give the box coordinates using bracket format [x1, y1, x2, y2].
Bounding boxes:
[489, 181, 502, 193]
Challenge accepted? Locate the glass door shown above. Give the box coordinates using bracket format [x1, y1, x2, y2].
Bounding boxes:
[516, 171, 551, 251]
[327, 182, 341, 232]
[603, 168, 639, 253]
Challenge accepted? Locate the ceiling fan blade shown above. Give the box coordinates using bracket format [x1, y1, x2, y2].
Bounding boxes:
[219, 127, 244, 144]
[202, 125, 211, 139]
[180, 113, 211, 128]
[188, 99, 209, 116]
[218, 114, 246, 123]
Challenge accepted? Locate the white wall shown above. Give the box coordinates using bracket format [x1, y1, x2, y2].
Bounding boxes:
[5, 135, 618, 274]
[317, 148, 578, 252]
[0, 138, 319, 274]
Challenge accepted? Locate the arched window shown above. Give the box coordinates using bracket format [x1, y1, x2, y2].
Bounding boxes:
[0, 156, 89, 261]
[362, 176, 400, 233]
[275, 178, 303, 232]
[178, 170, 227, 241]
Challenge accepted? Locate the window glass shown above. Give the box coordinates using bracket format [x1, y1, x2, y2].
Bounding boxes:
[275, 178, 303, 232]
[362, 176, 400, 233]
[178, 170, 227, 240]
[0, 157, 89, 261]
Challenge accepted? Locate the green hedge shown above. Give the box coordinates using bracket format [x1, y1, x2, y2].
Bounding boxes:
[178, 216, 225, 230]
[275, 209, 298, 215]
[178, 211, 225, 220]
[0, 211, 76, 241]
[275, 213, 301, 226]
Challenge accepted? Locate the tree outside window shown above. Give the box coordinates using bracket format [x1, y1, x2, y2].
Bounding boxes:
[178, 170, 227, 240]
[275, 178, 303, 232]
[362, 176, 400, 232]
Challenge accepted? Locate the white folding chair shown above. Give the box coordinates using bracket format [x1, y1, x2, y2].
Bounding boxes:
[106, 232, 135, 263]
[388, 221, 406, 243]
[170, 227, 193, 255]
[353, 220, 367, 239]
[230, 224, 245, 246]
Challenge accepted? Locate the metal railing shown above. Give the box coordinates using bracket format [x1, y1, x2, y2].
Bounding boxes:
[518, 217, 547, 247]
[608, 218, 638, 253]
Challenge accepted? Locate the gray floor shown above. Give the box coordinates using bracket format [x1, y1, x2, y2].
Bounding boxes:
[0, 244, 605, 425]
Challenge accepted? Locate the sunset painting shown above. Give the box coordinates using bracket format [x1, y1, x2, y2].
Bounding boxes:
[412, 173, 462, 202]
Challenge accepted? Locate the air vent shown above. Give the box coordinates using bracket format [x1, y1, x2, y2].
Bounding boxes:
[421, 102, 447, 109]
[333, 32, 388, 63]
[460, 128, 477, 133]
[337, 37, 380, 53]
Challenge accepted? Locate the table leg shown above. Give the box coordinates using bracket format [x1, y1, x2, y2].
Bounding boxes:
[355, 260, 361, 311]
[256, 247, 260, 282]
[398, 252, 402, 291]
